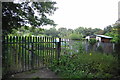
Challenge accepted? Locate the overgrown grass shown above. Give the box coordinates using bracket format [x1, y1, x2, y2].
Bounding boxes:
[49, 52, 119, 78]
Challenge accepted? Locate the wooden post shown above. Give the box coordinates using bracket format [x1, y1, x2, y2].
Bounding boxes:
[27, 36, 30, 70]
[31, 37, 34, 69]
[21, 36, 24, 72]
[24, 36, 27, 71]
[57, 38, 61, 65]
[18, 36, 21, 72]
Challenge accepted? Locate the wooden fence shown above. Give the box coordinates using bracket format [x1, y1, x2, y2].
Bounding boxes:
[84, 41, 115, 53]
[2, 36, 61, 78]
[60, 39, 115, 54]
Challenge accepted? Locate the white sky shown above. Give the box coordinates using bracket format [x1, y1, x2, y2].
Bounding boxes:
[43, 0, 120, 30]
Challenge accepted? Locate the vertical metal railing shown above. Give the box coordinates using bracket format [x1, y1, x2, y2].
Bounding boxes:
[2, 36, 62, 78]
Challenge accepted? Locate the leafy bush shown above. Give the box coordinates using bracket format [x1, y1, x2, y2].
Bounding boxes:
[89, 38, 96, 45]
[78, 42, 85, 53]
[69, 33, 83, 40]
[49, 52, 119, 78]
[97, 45, 103, 53]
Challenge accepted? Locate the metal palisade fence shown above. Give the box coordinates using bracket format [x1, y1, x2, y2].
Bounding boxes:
[2, 36, 61, 78]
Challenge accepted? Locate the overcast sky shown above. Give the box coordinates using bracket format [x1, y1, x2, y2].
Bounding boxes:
[43, 0, 120, 30]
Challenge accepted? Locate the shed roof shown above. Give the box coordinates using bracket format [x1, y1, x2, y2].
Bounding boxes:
[96, 35, 112, 39]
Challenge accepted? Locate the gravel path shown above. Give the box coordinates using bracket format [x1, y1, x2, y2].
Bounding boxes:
[9, 68, 59, 78]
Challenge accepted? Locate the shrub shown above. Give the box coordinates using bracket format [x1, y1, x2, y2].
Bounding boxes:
[97, 45, 103, 53]
[69, 33, 82, 40]
[78, 42, 84, 53]
[89, 38, 96, 45]
[49, 52, 119, 78]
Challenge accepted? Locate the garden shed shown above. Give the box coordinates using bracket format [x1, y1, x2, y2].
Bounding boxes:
[85, 35, 113, 43]
[96, 35, 113, 43]
[85, 35, 96, 41]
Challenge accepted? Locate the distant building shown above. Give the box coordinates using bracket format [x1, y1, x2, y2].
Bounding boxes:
[85, 35, 96, 41]
[96, 35, 112, 43]
[85, 35, 112, 43]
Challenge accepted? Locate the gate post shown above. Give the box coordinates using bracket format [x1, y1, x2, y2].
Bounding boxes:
[57, 38, 61, 65]
[31, 37, 34, 69]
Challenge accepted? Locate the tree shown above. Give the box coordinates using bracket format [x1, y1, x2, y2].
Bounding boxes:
[104, 24, 120, 43]
[74, 27, 101, 37]
[103, 25, 112, 34]
[74, 27, 85, 34]
[68, 29, 74, 33]
[69, 33, 83, 40]
[2, 1, 57, 35]
[93, 28, 103, 35]
[112, 23, 120, 57]
[9, 26, 44, 36]
[58, 27, 68, 38]
[44, 27, 59, 37]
